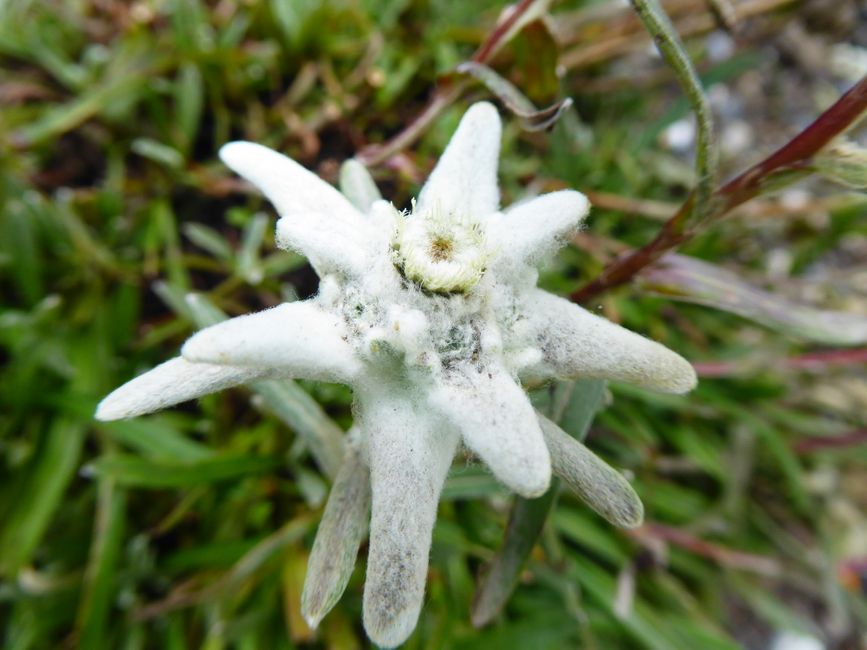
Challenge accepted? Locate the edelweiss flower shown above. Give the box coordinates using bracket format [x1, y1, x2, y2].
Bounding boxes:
[97, 102, 696, 647]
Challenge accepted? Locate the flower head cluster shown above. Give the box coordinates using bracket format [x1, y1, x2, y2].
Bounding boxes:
[97, 103, 696, 647]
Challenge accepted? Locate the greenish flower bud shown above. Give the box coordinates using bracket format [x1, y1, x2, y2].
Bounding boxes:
[815, 139, 867, 189]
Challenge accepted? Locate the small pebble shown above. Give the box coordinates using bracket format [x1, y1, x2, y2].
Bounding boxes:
[661, 118, 695, 152]
[769, 631, 825, 650]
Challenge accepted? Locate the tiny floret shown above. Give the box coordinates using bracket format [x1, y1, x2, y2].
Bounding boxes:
[393, 202, 488, 293]
[97, 101, 697, 648]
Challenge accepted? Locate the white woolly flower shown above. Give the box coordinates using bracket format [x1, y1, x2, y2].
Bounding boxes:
[96, 102, 697, 648]
[394, 200, 488, 293]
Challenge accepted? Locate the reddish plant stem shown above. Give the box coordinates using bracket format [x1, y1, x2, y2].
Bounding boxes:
[632, 522, 781, 575]
[717, 75, 867, 209]
[571, 75, 867, 304]
[355, 86, 461, 166]
[781, 347, 867, 370]
[793, 429, 867, 455]
[693, 347, 867, 377]
[357, 0, 540, 166]
[471, 0, 537, 63]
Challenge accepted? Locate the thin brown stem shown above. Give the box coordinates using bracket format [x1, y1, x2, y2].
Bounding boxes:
[355, 86, 462, 166]
[633, 522, 781, 575]
[471, 0, 538, 63]
[356, 0, 542, 167]
[716, 75, 867, 209]
[706, 0, 738, 31]
[693, 347, 867, 377]
[793, 429, 867, 455]
[571, 75, 867, 304]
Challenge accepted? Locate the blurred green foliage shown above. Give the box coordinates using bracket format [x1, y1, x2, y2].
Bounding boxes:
[2, 0, 867, 648]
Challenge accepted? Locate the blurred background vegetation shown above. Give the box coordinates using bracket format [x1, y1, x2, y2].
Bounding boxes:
[2, 0, 867, 648]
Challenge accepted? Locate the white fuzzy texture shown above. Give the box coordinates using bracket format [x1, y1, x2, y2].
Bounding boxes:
[429, 363, 550, 498]
[488, 190, 590, 271]
[416, 102, 501, 219]
[515, 289, 697, 393]
[98, 102, 698, 646]
[384, 306, 430, 362]
[182, 302, 361, 383]
[539, 413, 643, 528]
[95, 357, 270, 420]
[395, 209, 487, 293]
[275, 213, 371, 276]
[219, 141, 363, 223]
[359, 387, 459, 648]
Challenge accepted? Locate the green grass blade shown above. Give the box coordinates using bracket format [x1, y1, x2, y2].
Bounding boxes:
[472, 380, 607, 626]
[88, 453, 281, 488]
[76, 479, 127, 649]
[0, 419, 85, 575]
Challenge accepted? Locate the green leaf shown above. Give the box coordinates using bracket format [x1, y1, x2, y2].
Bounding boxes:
[539, 414, 644, 529]
[236, 213, 268, 283]
[456, 61, 572, 132]
[131, 138, 185, 170]
[88, 453, 281, 488]
[301, 438, 370, 627]
[98, 417, 214, 463]
[183, 223, 234, 261]
[174, 61, 204, 152]
[552, 508, 627, 565]
[338, 159, 382, 212]
[162, 539, 259, 573]
[11, 44, 165, 146]
[149, 200, 191, 292]
[206, 515, 314, 602]
[182, 290, 226, 327]
[169, 0, 209, 53]
[505, 19, 562, 103]
[0, 419, 85, 575]
[269, 0, 318, 50]
[251, 380, 346, 480]
[76, 479, 126, 649]
[472, 380, 608, 626]
[640, 255, 867, 345]
[470, 485, 559, 627]
[441, 467, 504, 501]
[552, 379, 608, 440]
[1, 190, 43, 306]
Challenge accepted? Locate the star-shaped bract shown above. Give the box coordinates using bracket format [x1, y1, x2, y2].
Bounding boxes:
[97, 102, 696, 647]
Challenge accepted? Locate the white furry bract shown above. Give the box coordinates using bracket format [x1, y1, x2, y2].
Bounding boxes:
[95, 357, 273, 421]
[181, 302, 361, 383]
[96, 102, 697, 648]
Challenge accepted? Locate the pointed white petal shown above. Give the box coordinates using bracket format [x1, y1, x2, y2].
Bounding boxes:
[488, 190, 589, 268]
[276, 213, 369, 276]
[538, 413, 644, 528]
[417, 102, 501, 218]
[302, 434, 371, 628]
[181, 301, 361, 383]
[339, 158, 382, 213]
[359, 390, 458, 648]
[95, 357, 268, 421]
[515, 290, 697, 393]
[219, 141, 363, 222]
[428, 363, 551, 498]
